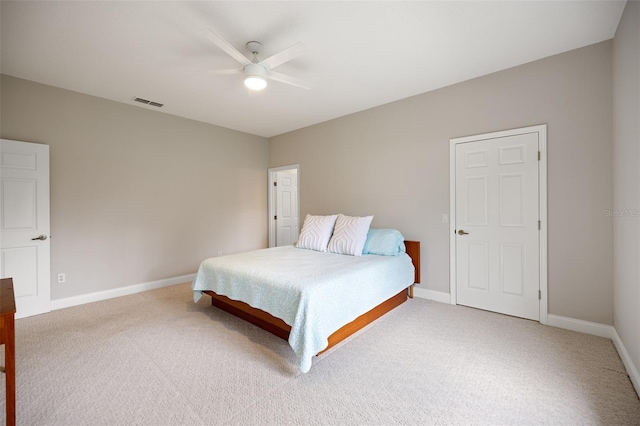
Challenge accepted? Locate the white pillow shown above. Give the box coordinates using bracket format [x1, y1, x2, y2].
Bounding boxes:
[296, 214, 338, 252]
[327, 214, 374, 256]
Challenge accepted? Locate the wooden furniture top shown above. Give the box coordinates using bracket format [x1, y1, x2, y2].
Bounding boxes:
[0, 278, 16, 316]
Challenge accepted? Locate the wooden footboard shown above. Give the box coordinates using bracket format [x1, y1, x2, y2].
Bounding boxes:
[208, 292, 290, 340]
[320, 289, 407, 354]
[204, 240, 420, 355]
[205, 289, 407, 355]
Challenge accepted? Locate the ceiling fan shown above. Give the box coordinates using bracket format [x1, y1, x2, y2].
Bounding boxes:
[200, 29, 310, 91]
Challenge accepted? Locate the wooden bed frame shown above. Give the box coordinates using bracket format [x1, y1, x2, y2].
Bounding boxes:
[204, 240, 420, 355]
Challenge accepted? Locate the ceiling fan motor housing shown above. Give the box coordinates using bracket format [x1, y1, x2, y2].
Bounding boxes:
[243, 62, 268, 79]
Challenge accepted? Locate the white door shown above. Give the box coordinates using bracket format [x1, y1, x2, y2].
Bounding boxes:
[0, 139, 51, 318]
[451, 127, 544, 321]
[276, 170, 299, 246]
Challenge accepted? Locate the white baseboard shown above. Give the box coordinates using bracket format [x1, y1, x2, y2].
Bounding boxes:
[612, 328, 640, 396]
[547, 314, 614, 339]
[50, 273, 196, 311]
[413, 287, 451, 304]
[413, 294, 616, 341]
[547, 313, 640, 397]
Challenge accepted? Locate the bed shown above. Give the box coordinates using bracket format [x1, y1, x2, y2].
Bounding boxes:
[192, 219, 420, 373]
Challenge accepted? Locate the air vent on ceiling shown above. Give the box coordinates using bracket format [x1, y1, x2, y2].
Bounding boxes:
[132, 97, 164, 108]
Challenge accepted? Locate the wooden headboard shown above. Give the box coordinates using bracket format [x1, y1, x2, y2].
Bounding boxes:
[404, 240, 421, 284]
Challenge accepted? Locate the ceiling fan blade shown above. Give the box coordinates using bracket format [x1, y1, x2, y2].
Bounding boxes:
[191, 68, 242, 76]
[268, 71, 312, 90]
[199, 29, 251, 66]
[260, 42, 307, 70]
[209, 68, 243, 76]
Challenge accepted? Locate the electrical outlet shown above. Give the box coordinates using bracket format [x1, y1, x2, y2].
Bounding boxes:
[217, 251, 223, 257]
[57, 273, 66, 283]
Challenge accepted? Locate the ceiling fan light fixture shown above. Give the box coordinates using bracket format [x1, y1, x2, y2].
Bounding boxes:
[243, 63, 268, 91]
[244, 75, 267, 90]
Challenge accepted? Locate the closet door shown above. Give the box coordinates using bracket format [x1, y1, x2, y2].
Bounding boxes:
[450, 126, 547, 322]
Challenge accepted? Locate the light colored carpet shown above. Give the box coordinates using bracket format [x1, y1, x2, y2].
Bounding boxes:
[1, 283, 639, 425]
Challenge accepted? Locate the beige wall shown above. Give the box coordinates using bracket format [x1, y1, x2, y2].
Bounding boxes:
[270, 41, 614, 324]
[0, 38, 619, 326]
[613, 0, 640, 387]
[1, 75, 269, 300]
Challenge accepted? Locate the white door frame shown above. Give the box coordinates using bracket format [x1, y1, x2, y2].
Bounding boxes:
[268, 164, 300, 248]
[449, 125, 548, 324]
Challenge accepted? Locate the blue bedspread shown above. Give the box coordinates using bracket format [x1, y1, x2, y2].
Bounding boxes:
[192, 245, 414, 372]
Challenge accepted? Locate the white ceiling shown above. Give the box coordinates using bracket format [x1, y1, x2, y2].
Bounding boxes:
[0, 1, 626, 138]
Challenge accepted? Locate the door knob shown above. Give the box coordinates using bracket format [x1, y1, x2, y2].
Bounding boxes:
[31, 234, 48, 241]
[457, 230, 469, 235]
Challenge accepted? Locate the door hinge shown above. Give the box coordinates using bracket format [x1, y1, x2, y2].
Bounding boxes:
[538, 290, 541, 300]
[538, 220, 541, 230]
[273, 181, 277, 186]
[274, 215, 277, 220]
[538, 151, 541, 161]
